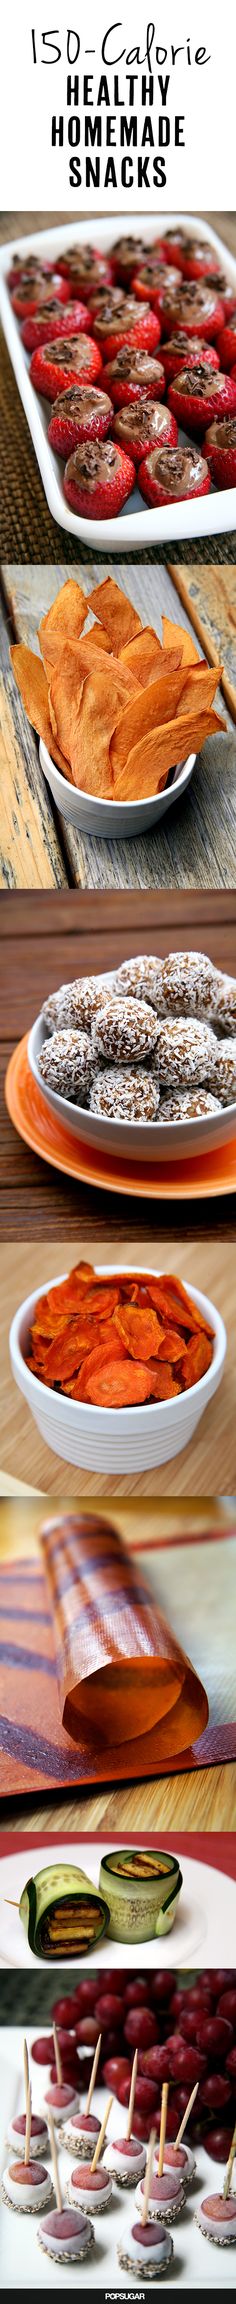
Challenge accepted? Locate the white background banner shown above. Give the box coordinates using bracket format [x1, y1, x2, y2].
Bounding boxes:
[0, 1, 235, 212]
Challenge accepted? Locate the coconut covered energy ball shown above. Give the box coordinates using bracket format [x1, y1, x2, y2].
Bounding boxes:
[158, 1088, 222, 1121]
[39, 1028, 92, 1104]
[209, 1038, 236, 1102]
[161, 949, 217, 1016]
[43, 977, 113, 1034]
[91, 997, 159, 1066]
[113, 956, 166, 1011]
[89, 1068, 160, 1123]
[210, 973, 236, 1033]
[152, 1016, 217, 1089]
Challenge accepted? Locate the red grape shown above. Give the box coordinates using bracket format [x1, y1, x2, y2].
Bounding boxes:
[118, 2074, 159, 2114]
[94, 1994, 123, 2026]
[124, 2008, 157, 2049]
[101, 2058, 131, 2088]
[125, 1980, 155, 2009]
[75, 2017, 100, 2045]
[217, 1989, 236, 2025]
[204, 2124, 234, 2162]
[199, 2072, 231, 2110]
[170, 2044, 206, 2082]
[226, 2046, 236, 2077]
[196, 2017, 233, 2059]
[31, 2036, 54, 2065]
[151, 1973, 174, 2005]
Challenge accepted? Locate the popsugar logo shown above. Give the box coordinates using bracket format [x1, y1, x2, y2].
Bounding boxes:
[105, 2292, 145, 2299]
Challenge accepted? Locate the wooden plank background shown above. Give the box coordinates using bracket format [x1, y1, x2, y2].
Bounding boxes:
[1, 1236, 235, 1498]
[1, 559, 236, 892]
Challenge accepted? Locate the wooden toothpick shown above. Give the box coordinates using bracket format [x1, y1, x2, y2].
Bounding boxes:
[126, 2049, 138, 2140]
[24, 2083, 31, 2167]
[53, 2023, 62, 2086]
[223, 2121, 236, 2200]
[23, 2038, 29, 2113]
[158, 2082, 168, 2178]
[141, 2128, 156, 2226]
[47, 2111, 62, 2212]
[90, 2095, 113, 2172]
[175, 2082, 198, 2147]
[86, 2033, 102, 2114]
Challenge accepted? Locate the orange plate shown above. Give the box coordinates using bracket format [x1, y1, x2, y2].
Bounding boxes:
[5, 1034, 236, 1200]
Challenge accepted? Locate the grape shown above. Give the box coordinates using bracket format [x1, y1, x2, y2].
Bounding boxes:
[204, 2124, 234, 2162]
[196, 2016, 233, 2059]
[124, 2008, 157, 2049]
[199, 2072, 231, 2110]
[101, 2057, 131, 2088]
[217, 1989, 236, 2025]
[118, 2074, 159, 2114]
[94, 1994, 124, 2025]
[125, 1980, 155, 2009]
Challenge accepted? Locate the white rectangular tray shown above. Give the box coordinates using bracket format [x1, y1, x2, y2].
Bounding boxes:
[0, 211, 236, 549]
[1, 2026, 235, 2289]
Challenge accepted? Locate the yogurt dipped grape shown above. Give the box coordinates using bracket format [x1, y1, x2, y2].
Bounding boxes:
[196, 2119, 236, 2246]
[118, 2125, 173, 2279]
[104, 2050, 146, 2188]
[67, 2094, 114, 2213]
[42, 2022, 79, 2127]
[38, 2109, 94, 2263]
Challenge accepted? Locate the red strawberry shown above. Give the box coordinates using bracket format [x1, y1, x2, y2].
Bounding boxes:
[113, 399, 178, 466]
[208, 274, 236, 317]
[203, 417, 236, 487]
[99, 348, 165, 408]
[48, 385, 113, 457]
[217, 318, 236, 367]
[12, 270, 69, 318]
[63, 438, 135, 519]
[182, 239, 222, 280]
[139, 444, 211, 507]
[94, 297, 160, 360]
[160, 334, 220, 384]
[8, 253, 53, 292]
[159, 229, 187, 270]
[21, 298, 92, 352]
[168, 365, 236, 434]
[158, 283, 225, 341]
[30, 334, 102, 400]
[57, 246, 114, 295]
[132, 264, 180, 312]
[110, 235, 149, 283]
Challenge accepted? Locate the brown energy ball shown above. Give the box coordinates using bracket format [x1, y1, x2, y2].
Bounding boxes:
[89, 1067, 160, 1122]
[209, 1037, 236, 1102]
[152, 1015, 217, 1088]
[113, 956, 166, 1012]
[158, 1087, 222, 1121]
[42, 977, 112, 1034]
[91, 997, 159, 1066]
[39, 1028, 92, 1103]
[161, 950, 217, 1016]
[209, 973, 236, 1034]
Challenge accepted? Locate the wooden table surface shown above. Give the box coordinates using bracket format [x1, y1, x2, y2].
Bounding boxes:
[1, 560, 236, 892]
[0, 1498, 234, 1835]
[1, 888, 236, 1240]
[1, 1236, 235, 1498]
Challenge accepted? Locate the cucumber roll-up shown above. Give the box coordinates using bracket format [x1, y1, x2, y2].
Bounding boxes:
[99, 1848, 182, 1942]
[19, 1863, 110, 1960]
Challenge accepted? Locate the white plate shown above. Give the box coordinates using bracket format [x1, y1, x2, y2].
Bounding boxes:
[0, 1841, 235, 1971]
[28, 975, 236, 1162]
[0, 212, 236, 548]
[1, 2027, 235, 2288]
[39, 738, 195, 837]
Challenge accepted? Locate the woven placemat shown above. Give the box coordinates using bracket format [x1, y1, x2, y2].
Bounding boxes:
[1, 331, 236, 565]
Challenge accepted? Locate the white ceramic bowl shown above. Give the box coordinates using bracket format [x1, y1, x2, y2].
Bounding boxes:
[0, 213, 236, 547]
[9, 1265, 227, 1473]
[28, 978, 236, 1163]
[39, 738, 195, 837]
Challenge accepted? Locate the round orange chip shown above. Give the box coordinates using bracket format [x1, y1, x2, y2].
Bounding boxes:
[86, 1358, 153, 1408]
[114, 1301, 163, 1360]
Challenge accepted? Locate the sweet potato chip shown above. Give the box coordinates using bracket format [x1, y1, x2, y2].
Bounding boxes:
[110, 659, 187, 781]
[86, 1357, 153, 1407]
[119, 627, 162, 688]
[10, 644, 68, 774]
[114, 1303, 163, 1361]
[38, 579, 87, 669]
[157, 1328, 185, 1363]
[176, 663, 221, 717]
[48, 639, 110, 756]
[162, 615, 199, 667]
[147, 1363, 181, 1400]
[181, 1332, 213, 1387]
[113, 707, 222, 803]
[147, 1274, 213, 1339]
[68, 667, 125, 797]
[89, 576, 142, 652]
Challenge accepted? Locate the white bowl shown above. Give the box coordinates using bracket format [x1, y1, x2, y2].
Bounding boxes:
[28, 980, 236, 1164]
[9, 1265, 227, 1473]
[39, 738, 195, 836]
[0, 213, 236, 547]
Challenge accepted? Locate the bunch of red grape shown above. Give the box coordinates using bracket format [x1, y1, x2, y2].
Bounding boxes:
[31, 1967, 236, 2162]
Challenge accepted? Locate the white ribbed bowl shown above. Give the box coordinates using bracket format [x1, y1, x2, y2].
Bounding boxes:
[28, 982, 236, 1163]
[39, 739, 195, 837]
[9, 1265, 226, 1474]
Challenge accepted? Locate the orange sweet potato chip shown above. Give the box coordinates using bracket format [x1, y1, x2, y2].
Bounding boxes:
[86, 1357, 153, 1407]
[114, 1303, 164, 1361]
[89, 576, 142, 652]
[181, 1332, 213, 1387]
[162, 614, 199, 667]
[119, 627, 163, 688]
[176, 663, 221, 717]
[157, 1328, 185, 1363]
[38, 578, 88, 669]
[147, 1274, 213, 1339]
[112, 707, 222, 804]
[147, 1363, 181, 1400]
[10, 645, 69, 774]
[110, 658, 187, 780]
[25, 1261, 214, 1405]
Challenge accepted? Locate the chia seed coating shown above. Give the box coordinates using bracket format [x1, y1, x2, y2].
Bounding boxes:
[91, 997, 159, 1065]
[89, 1066, 160, 1122]
[152, 1015, 217, 1088]
[39, 1028, 92, 1103]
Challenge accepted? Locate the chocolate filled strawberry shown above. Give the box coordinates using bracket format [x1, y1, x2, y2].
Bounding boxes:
[160, 282, 225, 340]
[161, 334, 220, 383]
[139, 444, 211, 507]
[217, 317, 236, 367]
[110, 235, 148, 282]
[12, 270, 69, 318]
[133, 264, 180, 315]
[30, 334, 102, 400]
[199, 270, 236, 317]
[48, 385, 113, 457]
[113, 399, 178, 465]
[64, 437, 135, 519]
[160, 227, 188, 269]
[99, 347, 165, 407]
[94, 297, 160, 360]
[182, 238, 222, 280]
[57, 245, 113, 294]
[168, 366, 236, 434]
[8, 252, 53, 292]
[88, 286, 124, 318]
[21, 298, 91, 352]
[203, 417, 236, 487]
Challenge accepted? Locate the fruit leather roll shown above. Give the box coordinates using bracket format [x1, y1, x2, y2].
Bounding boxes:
[99, 1846, 183, 1942]
[40, 1512, 208, 1757]
[19, 1861, 109, 1960]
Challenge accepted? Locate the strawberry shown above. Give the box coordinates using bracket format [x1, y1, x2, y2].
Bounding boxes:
[48, 385, 113, 457]
[168, 365, 236, 434]
[109, 236, 148, 283]
[113, 399, 178, 466]
[57, 246, 114, 295]
[99, 348, 165, 408]
[139, 444, 211, 507]
[131, 263, 180, 311]
[11, 270, 69, 318]
[8, 253, 53, 293]
[182, 239, 222, 280]
[203, 417, 236, 487]
[63, 438, 135, 519]
[21, 299, 92, 352]
[30, 334, 102, 400]
[94, 298, 160, 361]
[157, 282, 225, 340]
[217, 318, 236, 367]
[159, 229, 187, 270]
[160, 334, 220, 384]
